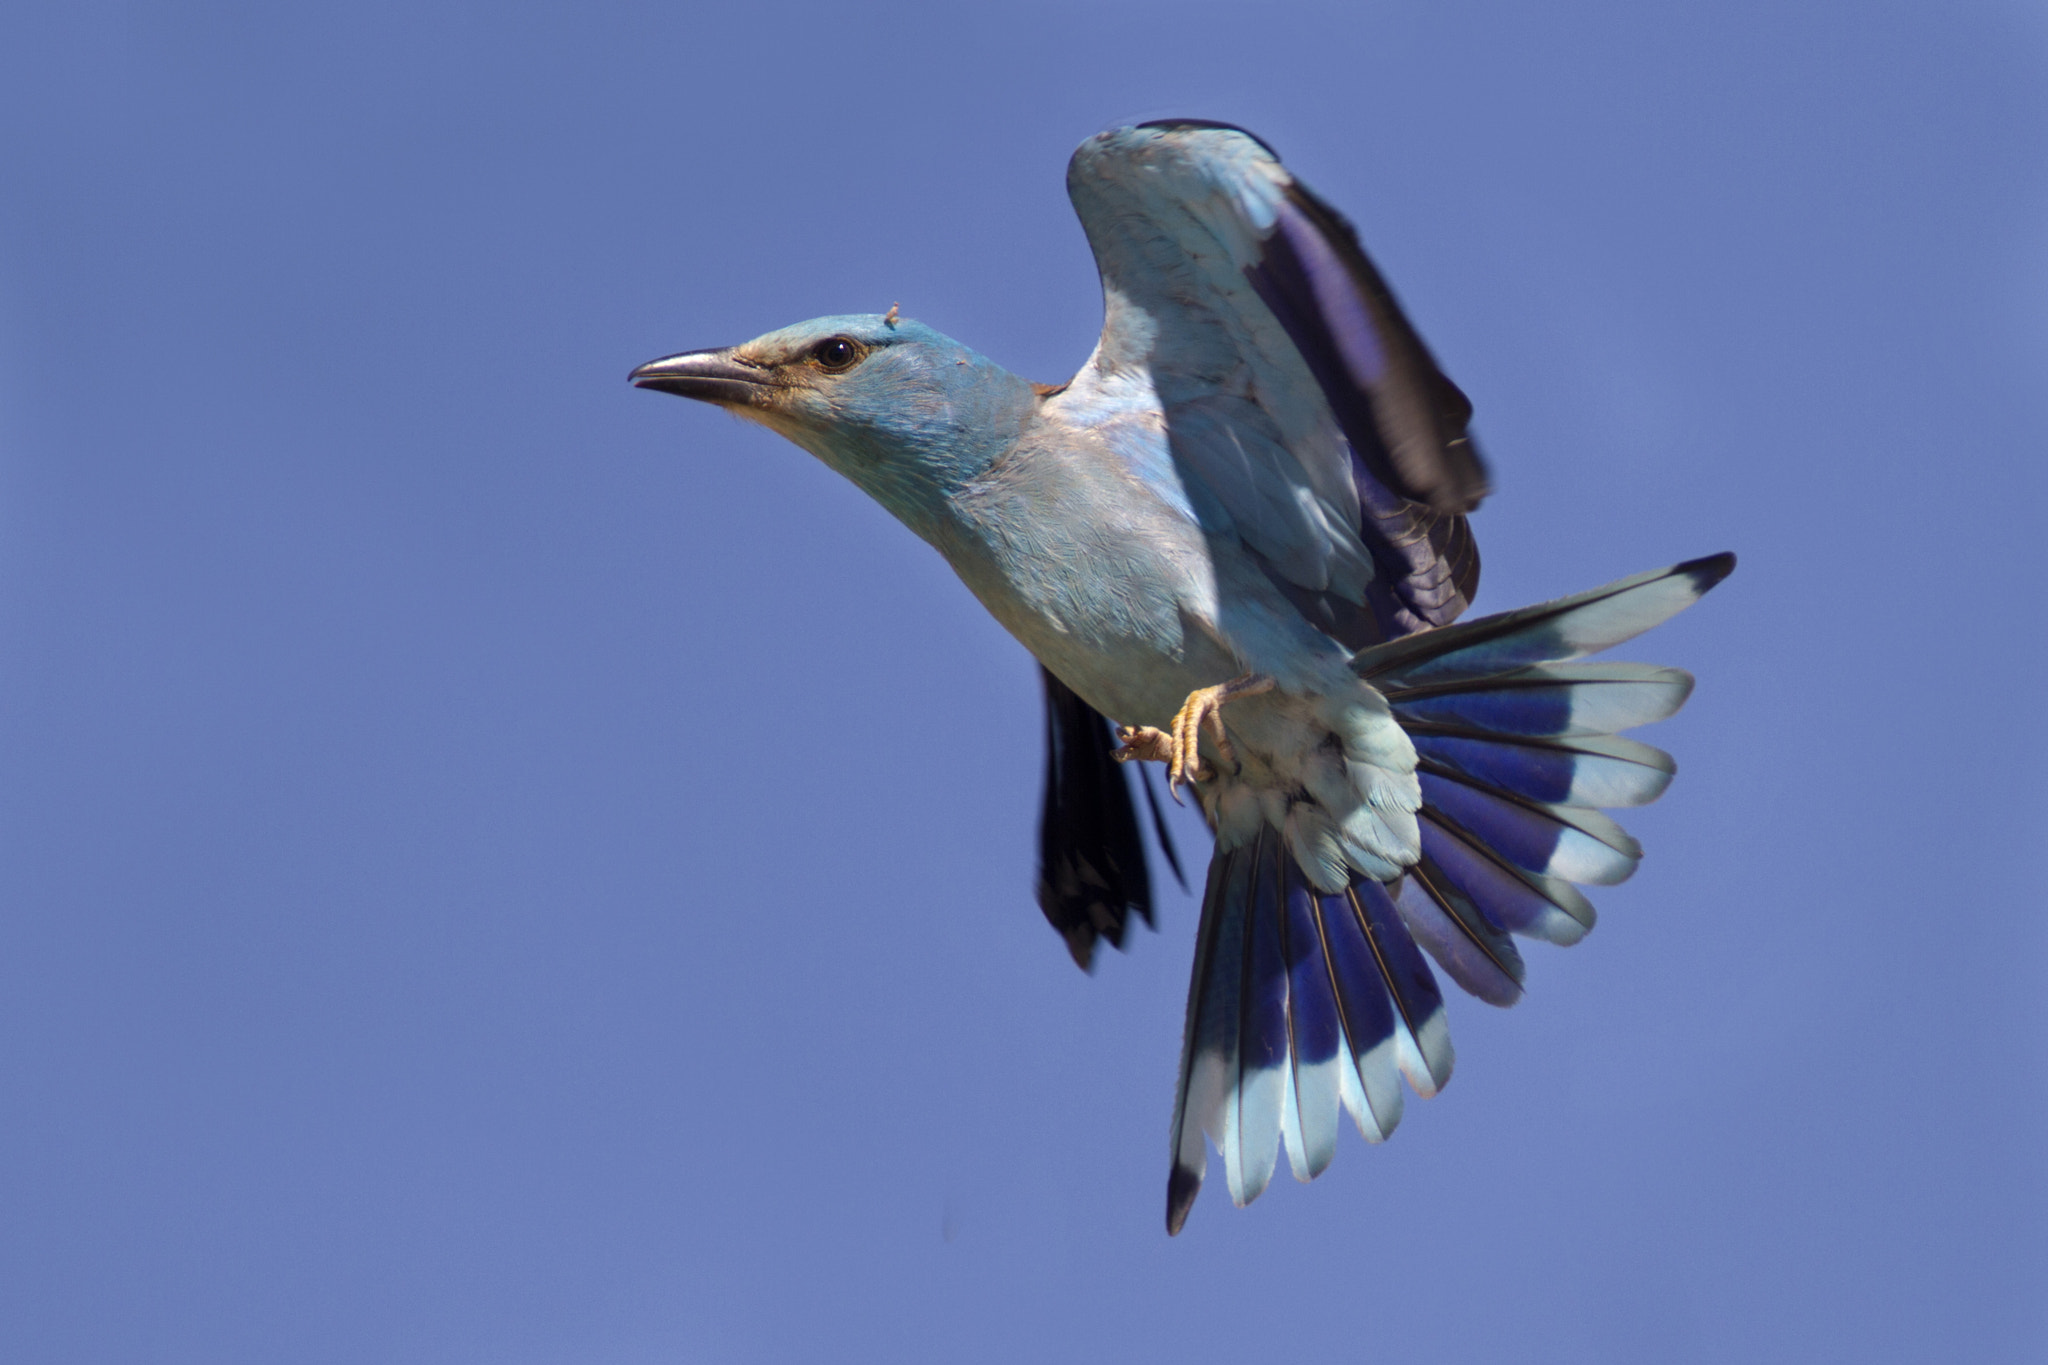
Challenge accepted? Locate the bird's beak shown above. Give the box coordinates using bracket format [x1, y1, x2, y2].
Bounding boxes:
[628, 348, 773, 406]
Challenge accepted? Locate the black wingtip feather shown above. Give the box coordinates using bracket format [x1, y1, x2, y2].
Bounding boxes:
[1681, 551, 1738, 592]
[1035, 668, 1172, 970]
[1269, 180, 1493, 517]
[1166, 1163, 1202, 1235]
[1137, 764, 1188, 895]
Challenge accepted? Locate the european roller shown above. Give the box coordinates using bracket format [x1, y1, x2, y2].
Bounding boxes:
[631, 121, 1733, 1234]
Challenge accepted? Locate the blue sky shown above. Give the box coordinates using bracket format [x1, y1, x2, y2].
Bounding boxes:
[2, 2, 2044, 1361]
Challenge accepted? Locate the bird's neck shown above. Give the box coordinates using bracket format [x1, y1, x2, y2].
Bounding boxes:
[795, 368, 1040, 546]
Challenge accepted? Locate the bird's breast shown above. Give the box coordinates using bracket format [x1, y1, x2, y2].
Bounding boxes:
[937, 458, 1233, 727]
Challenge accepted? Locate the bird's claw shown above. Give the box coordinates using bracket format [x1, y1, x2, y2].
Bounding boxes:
[1112, 674, 1275, 801]
[1116, 724, 1208, 801]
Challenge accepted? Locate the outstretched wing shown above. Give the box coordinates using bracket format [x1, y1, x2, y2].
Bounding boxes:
[1036, 122, 1492, 971]
[1063, 120, 1487, 647]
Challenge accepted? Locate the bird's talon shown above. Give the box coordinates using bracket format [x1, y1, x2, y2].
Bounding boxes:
[1115, 725, 1175, 766]
[1115, 676, 1271, 794]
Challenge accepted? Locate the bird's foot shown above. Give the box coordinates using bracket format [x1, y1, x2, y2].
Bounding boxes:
[1115, 724, 1193, 774]
[1113, 674, 1275, 800]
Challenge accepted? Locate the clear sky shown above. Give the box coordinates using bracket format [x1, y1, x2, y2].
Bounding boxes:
[3, 2, 2044, 1361]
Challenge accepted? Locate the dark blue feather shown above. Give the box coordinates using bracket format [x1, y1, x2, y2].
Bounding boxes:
[1232, 197, 1484, 644]
[1418, 812, 1595, 946]
[1391, 858, 1526, 1007]
[1167, 842, 1253, 1235]
[1350, 877, 1454, 1095]
[1416, 769, 1640, 885]
[1412, 730, 1582, 804]
[1278, 855, 1343, 1176]
[1194, 849, 1253, 1079]
[1391, 677, 1576, 737]
[1236, 175, 1488, 647]
[1312, 876, 1403, 1140]
[1387, 664, 1694, 739]
[1280, 861, 1343, 1068]
[1231, 830, 1291, 1203]
[1355, 465, 1479, 619]
[1241, 833, 1291, 1076]
[1246, 185, 1491, 517]
[1409, 729, 1675, 809]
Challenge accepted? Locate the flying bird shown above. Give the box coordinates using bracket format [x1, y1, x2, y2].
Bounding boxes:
[631, 121, 1732, 1234]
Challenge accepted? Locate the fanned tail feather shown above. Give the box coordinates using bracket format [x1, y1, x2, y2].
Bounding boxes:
[1357, 553, 1735, 684]
[1364, 554, 1732, 995]
[1166, 829, 1455, 1235]
[1166, 555, 1732, 1233]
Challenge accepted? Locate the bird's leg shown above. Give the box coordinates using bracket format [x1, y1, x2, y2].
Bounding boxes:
[1168, 674, 1273, 789]
[1114, 673, 1275, 798]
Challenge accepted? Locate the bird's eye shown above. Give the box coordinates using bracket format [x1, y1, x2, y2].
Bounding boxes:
[811, 337, 863, 372]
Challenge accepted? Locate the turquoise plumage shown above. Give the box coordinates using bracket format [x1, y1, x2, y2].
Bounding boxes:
[630, 122, 1732, 1234]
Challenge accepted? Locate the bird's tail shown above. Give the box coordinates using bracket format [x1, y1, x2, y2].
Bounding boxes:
[1165, 553, 1735, 1234]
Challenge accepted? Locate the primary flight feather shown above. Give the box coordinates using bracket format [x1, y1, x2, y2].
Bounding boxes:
[631, 121, 1732, 1234]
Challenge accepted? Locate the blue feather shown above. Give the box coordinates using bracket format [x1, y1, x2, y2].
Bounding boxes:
[1419, 813, 1596, 946]
[1416, 770, 1642, 885]
[1170, 830, 1482, 1222]
[1409, 730, 1675, 809]
[1246, 184, 1490, 517]
[1391, 858, 1526, 1007]
[1386, 663, 1695, 738]
[1359, 553, 1735, 683]
[1230, 831, 1291, 1206]
[1314, 874, 1404, 1141]
[1350, 878, 1454, 1097]
[1279, 856, 1343, 1179]
[1166, 845, 1251, 1235]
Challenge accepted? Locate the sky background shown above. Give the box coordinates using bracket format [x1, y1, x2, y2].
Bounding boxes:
[3, 2, 2045, 1361]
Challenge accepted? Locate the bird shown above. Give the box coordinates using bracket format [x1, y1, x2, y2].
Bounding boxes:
[630, 120, 1733, 1235]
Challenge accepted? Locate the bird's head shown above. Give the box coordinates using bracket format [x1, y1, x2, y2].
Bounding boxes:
[631, 314, 1036, 536]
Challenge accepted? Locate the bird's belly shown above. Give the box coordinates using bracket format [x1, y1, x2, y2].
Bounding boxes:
[1023, 623, 1224, 731]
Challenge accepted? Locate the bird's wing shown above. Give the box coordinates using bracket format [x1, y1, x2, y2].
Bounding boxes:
[1035, 121, 1490, 972]
[1035, 665, 1183, 971]
[1063, 120, 1488, 648]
